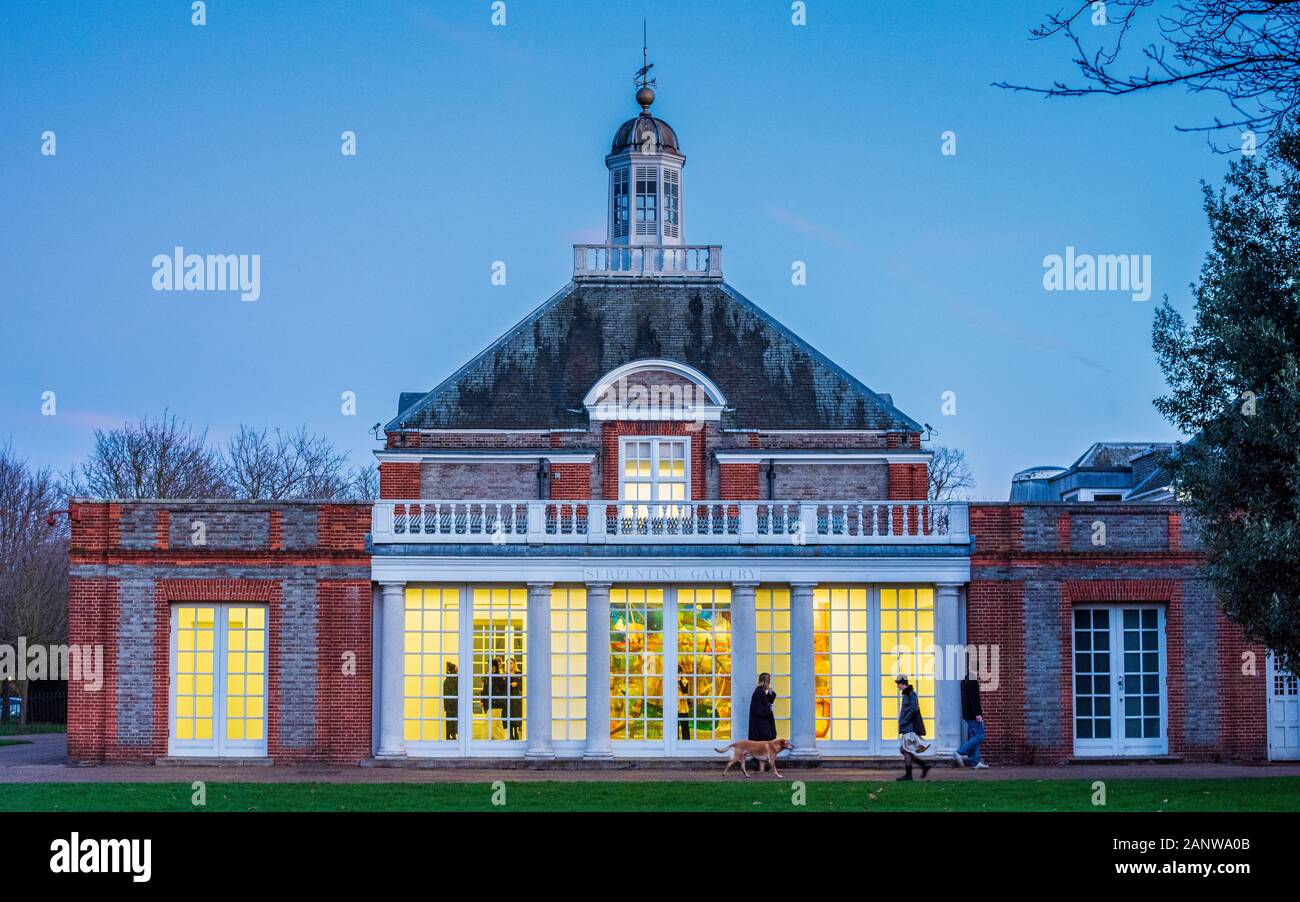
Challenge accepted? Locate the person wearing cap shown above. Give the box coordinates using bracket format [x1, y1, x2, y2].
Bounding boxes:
[895, 674, 931, 781]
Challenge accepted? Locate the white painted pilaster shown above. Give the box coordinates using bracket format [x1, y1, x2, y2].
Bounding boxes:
[789, 581, 819, 758]
[936, 582, 963, 752]
[584, 582, 614, 758]
[378, 581, 407, 757]
[525, 581, 555, 758]
[730, 581, 758, 742]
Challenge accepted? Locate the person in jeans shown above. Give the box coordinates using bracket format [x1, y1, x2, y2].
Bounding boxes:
[955, 674, 989, 768]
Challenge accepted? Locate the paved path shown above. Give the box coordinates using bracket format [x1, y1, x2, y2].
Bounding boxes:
[2, 740, 1299, 786]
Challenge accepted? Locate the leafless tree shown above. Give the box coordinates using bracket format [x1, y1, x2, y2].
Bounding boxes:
[928, 446, 977, 502]
[0, 444, 68, 728]
[63, 411, 228, 500]
[996, 1, 1300, 148]
[224, 426, 354, 500]
[346, 464, 379, 502]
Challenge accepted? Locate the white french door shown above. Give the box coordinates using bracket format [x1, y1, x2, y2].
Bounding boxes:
[169, 604, 268, 758]
[1072, 605, 1167, 757]
[1267, 654, 1300, 760]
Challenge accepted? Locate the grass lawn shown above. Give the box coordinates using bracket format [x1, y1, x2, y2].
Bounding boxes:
[0, 723, 65, 737]
[1, 777, 1297, 812]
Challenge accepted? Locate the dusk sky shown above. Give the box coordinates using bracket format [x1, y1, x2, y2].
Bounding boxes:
[0, 0, 1240, 498]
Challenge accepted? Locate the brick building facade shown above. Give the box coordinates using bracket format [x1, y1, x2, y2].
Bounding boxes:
[64, 78, 1292, 766]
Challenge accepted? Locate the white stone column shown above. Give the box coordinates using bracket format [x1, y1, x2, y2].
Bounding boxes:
[935, 583, 963, 752]
[525, 581, 555, 758]
[583, 582, 614, 758]
[730, 581, 759, 742]
[789, 581, 819, 758]
[378, 581, 407, 757]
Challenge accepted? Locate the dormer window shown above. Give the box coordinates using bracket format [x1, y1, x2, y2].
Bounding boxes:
[635, 166, 658, 235]
[612, 168, 629, 239]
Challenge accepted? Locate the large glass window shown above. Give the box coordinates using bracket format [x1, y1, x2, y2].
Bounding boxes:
[471, 587, 526, 742]
[171, 604, 266, 756]
[404, 587, 460, 742]
[550, 587, 587, 742]
[755, 587, 792, 737]
[879, 587, 935, 741]
[610, 587, 665, 741]
[813, 587, 871, 742]
[676, 588, 732, 741]
[1073, 607, 1112, 741]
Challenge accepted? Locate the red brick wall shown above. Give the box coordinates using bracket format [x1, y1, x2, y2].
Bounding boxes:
[379, 462, 420, 499]
[719, 463, 760, 500]
[68, 501, 372, 765]
[1217, 617, 1269, 759]
[550, 463, 592, 499]
[968, 503, 1269, 763]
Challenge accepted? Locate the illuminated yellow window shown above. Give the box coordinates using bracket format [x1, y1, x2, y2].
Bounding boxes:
[403, 587, 460, 743]
[471, 587, 526, 742]
[610, 587, 665, 741]
[755, 588, 792, 738]
[813, 587, 871, 743]
[550, 587, 587, 742]
[676, 588, 732, 741]
[171, 604, 266, 755]
[620, 438, 689, 522]
[879, 587, 936, 740]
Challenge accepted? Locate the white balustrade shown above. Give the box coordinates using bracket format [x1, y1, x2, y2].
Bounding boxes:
[372, 500, 969, 546]
[573, 244, 723, 280]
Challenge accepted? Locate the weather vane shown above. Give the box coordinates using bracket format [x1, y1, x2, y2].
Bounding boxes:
[634, 19, 655, 90]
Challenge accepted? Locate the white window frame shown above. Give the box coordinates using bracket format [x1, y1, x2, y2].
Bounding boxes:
[168, 603, 268, 759]
[619, 436, 691, 510]
[1072, 604, 1168, 757]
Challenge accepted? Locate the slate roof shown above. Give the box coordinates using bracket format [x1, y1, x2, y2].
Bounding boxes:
[1070, 442, 1173, 470]
[387, 281, 924, 433]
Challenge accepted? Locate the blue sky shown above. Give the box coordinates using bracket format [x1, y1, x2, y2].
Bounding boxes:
[0, 1, 1236, 498]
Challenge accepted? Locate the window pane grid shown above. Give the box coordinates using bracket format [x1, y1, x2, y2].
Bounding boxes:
[879, 588, 934, 741]
[550, 587, 587, 742]
[404, 587, 461, 742]
[815, 587, 872, 742]
[472, 587, 526, 742]
[224, 606, 265, 742]
[1073, 607, 1112, 740]
[676, 588, 732, 741]
[610, 588, 665, 741]
[755, 588, 792, 738]
[174, 606, 216, 742]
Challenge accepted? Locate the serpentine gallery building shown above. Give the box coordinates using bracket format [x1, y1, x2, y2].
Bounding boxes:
[66, 79, 1298, 767]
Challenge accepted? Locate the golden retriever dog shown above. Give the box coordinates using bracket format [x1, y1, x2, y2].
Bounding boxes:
[714, 738, 793, 777]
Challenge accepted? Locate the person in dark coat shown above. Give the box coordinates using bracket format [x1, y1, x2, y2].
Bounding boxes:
[507, 656, 524, 740]
[748, 673, 778, 740]
[443, 662, 459, 740]
[482, 658, 506, 739]
[895, 674, 931, 781]
[955, 674, 987, 768]
[747, 672, 778, 771]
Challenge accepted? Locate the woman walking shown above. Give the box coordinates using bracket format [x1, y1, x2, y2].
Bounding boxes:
[895, 674, 931, 781]
[747, 672, 778, 771]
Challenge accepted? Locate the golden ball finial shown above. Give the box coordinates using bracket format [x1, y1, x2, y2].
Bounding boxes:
[636, 85, 655, 112]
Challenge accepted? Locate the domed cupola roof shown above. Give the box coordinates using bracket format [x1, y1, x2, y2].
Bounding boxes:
[610, 86, 682, 156]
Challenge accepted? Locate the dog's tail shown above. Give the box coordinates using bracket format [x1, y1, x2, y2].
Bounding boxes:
[714, 743, 737, 753]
